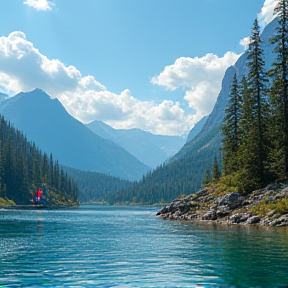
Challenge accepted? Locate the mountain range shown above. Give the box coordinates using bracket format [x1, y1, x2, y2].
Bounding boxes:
[86, 120, 185, 168]
[0, 89, 149, 181]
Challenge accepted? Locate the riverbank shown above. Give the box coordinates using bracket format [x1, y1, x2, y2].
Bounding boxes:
[157, 183, 288, 227]
[0, 197, 79, 209]
[0, 197, 15, 207]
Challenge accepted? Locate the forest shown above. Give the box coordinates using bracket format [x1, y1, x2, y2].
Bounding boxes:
[64, 166, 133, 203]
[110, 1, 288, 204]
[0, 115, 79, 206]
[221, 3, 288, 193]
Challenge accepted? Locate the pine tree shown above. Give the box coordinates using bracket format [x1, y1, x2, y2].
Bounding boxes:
[212, 157, 221, 181]
[202, 169, 212, 187]
[269, 0, 288, 178]
[238, 19, 270, 191]
[222, 73, 242, 175]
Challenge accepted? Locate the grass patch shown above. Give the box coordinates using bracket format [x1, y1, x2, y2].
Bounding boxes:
[251, 198, 288, 217]
[0, 197, 15, 207]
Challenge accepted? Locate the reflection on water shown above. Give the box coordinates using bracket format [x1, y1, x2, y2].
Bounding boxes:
[0, 205, 288, 287]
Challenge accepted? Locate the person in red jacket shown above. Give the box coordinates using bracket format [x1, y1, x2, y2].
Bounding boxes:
[36, 188, 42, 202]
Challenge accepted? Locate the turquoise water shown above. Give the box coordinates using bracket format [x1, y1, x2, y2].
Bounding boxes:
[0, 205, 288, 287]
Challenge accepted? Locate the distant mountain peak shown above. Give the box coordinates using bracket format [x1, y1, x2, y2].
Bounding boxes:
[0, 90, 149, 180]
[86, 120, 185, 168]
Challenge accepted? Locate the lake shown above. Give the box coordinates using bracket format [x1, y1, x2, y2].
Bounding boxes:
[0, 205, 288, 287]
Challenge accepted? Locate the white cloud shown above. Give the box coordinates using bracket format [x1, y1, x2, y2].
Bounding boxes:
[0, 31, 193, 136]
[239, 37, 250, 49]
[258, 0, 278, 29]
[151, 52, 239, 121]
[24, 0, 54, 11]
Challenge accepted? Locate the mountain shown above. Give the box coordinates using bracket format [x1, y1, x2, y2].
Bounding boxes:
[86, 120, 185, 168]
[0, 89, 149, 180]
[171, 17, 278, 164]
[0, 92, 7, 103]
[110, 18, 279, 204]
[186, 115, 208, 143]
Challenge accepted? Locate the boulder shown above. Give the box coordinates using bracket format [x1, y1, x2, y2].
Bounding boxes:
[202, 210, 217, 221]
[218, 192, 242, 209]
[195, 189, 208, 197]
[216, 206, 230, 218]
[157, 206, 169, 215]
[230, 213, 253, 224]
[245, 216, 260, 224]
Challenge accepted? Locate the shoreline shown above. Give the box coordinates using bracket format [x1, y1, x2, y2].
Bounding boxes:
[157, 183, 288, 228]
[0, 203, 79, 210]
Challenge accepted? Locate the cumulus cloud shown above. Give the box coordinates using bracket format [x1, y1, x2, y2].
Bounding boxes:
[0, 31, 193, 135]
[258, 0, 278, 29]
[239, 37, 251, 49]
[151, 52, 239, 121]
[24, 0, 54, 11]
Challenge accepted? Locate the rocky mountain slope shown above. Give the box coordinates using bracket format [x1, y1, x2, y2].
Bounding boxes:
[186, 115, 208, 143]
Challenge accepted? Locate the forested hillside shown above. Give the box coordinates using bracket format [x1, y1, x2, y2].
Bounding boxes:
[0, 115, 79, 206]
[110, 16, 281, 205]
[64, 166, 133, 203]
[110, 146, 219, 204]
[222, 6, 288, 192]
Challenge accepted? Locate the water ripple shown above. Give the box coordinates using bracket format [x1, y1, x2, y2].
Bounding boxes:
[1, 206, 288, 287]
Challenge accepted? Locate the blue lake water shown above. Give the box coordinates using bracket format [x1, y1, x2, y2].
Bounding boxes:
[0, 205, 288, 287]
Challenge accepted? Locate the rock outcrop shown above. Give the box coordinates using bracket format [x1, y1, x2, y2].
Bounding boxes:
[157, 184, 288, 227]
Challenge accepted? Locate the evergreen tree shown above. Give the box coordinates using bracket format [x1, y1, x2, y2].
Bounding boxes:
[212, 157, 221, 181]
[202, 169, 212, 187]
[0, 115, 79, 205]
[222, 73, 242, 175]
[269, 0, 288, 178]
[238, 19, 270, 191]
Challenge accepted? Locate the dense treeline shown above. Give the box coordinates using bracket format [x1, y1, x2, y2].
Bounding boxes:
[110, 145, 220, 204]
[111, 1, 288, 204]
[222, 2, 288, 192]
[63, 166, 133, 203]
[0, 115, 79, 205]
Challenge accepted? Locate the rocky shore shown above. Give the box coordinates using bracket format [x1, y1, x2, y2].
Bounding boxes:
[157, 183, 288, 227]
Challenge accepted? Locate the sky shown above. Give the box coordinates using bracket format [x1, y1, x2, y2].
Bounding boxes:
[0, 0, 279, 136]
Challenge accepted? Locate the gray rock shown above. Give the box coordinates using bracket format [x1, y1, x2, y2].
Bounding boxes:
[218, 192, 242, 208]
[259, 216, 271, 226]
[157, 206, 168, 215]
[230, 213, 241, 224]
[246, 216, 260, 224]
[195, 189, 208, 197]
[202, 210, 217, 221]
[216, 206, 230, 218]
[264, 183, 279, 191]
[239, 213, 251, 222]
[189, 201, 199, 208]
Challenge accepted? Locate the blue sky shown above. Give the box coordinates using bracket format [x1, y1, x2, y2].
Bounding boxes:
[0, 0, 278, 135]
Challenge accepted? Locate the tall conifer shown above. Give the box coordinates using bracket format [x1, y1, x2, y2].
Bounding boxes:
[238, 19, 270, 191]
[269, 0, 288, 178]
[212, 157, 221, 181]
[222, 73, 242, 175]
